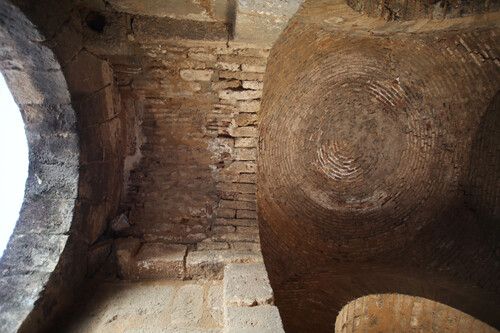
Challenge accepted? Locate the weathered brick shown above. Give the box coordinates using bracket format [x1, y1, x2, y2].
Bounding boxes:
[217, 208, 236, 218]
[235, 147, 257, 160]
[232, 126, 258, 137]
[180, 69, 214, 81]
[242, 64, 267, 73]
[219, 199, 257, 210]
[219, 89, 262, 100]
[235, 113, 258, 126]
[226, 161, 256, 173]
[242, 80, 264, 90]
[237, 209, 257, 219]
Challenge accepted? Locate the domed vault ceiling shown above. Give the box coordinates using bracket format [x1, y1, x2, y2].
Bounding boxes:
[258, 1, 500, 332]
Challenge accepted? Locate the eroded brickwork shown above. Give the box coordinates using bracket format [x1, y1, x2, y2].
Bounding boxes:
[115, 41, 269, 250]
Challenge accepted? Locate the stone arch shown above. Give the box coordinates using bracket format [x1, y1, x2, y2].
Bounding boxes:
[335, 294, 498, 332]
[0, 1, 79, 332]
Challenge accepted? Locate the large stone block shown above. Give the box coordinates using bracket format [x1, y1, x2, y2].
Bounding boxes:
[238, 0, 305, 18]
[223, 263, 273, 307]
[3, 69, 70, 105]
[14, 198, 75, 235]
[64, 51, 113, 98]
[115, 238, 141, 280]
[134, 243, 187, 280]
[132, 16, 228, 42]
[0, 273, 50, 310]
[0, 234, 68, 274]
[224, 305, 285, 332]
[170, 284, 204, 325]
[186, 250, 263, 279]
[107, 0, 210, 20]
[209, 282, 224, 326]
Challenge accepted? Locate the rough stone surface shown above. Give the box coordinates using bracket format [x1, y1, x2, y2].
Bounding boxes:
[171, 284, 205, 326]
[224, 305, 285, 332]
[186, 250, 263, 279]
[209, 282, 224, 326]
[134, 243, 187, 280]
[234, 0, 305, 43]
[223, 263, 273, 307]
[0, 3, 79, 333]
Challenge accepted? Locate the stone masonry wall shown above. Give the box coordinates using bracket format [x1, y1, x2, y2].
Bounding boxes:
[336, 294, 499, 333]
[116, 40, 269, 252]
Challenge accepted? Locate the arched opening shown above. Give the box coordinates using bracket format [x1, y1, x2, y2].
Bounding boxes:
[0, 2, 79, 332]
[0, 71, 28, 256]
[335, 294, 498, 332]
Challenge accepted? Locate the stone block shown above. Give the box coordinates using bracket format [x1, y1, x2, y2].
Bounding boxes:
[217, 183, 257, 194]
[216, 62, 241, 71]
[0, 273, 50, 310]
[242, 81, 264, 90]
[0, 234, 68, 274]
[197, 240, 230, 251]
[170, 284, 204, 325]
[229, 109, 255, 125]
[235, 148, 257, 160]
[238, 0, 305, 18]
[236, 226, 259, 234]
[132, 16, 228, 42]
[180, 69, 214, 81]
[212, 225, 237, 234]
[231, 242, 261, 252]
[3, 68, 71, 105]
[64, 51, 113, 98]
[219, 200, 256, 211]
[234, 137, 257, 148]
[212, 232, 259, 243]
[219, 90, 262, 100]
[21, 104, 76, 134]
[238, 173, 256, 183]
[211, 0, 237, 22]
[219, 71, 265, 81]
[134, 243, 187, 280]
[241, 64, 266, 73]
[224, 305, 285, 332]
[189, 52, 217, 62]
[108, 0, 208, 20]
[236, 210, 257, 219]
[0, 307, 32, 333]
[223, 263, 273, 307]
[226, 161, 256, 173]
[231, 127, 258, 138]
[215, 218, 257, 227]
[212, 79, 241, 90]
[14, 198, 75, 235]
[186, 250, 263, 279]
[87, 240, 112, 276]
[234, 13, 288, 44]
[209, 282, 224, 326]
[237, 101, 261, 113]
[115, 238, 141, 280]
[77, 85, 116, 128]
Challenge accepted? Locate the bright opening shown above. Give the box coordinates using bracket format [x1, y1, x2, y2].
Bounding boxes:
[0, 72, 29, 257]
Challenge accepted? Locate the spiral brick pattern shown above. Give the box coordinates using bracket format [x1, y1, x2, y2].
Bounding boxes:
[260, 25, 499, 259]
[258, 5, 500, 332]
